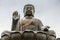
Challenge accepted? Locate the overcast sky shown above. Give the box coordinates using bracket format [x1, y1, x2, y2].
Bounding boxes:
[0, 0, 60, 38]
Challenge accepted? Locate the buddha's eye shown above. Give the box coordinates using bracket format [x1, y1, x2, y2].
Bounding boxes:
[26, 7, 32, 10]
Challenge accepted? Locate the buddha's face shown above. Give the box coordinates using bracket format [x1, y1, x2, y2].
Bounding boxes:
[23, 4, 35, 17]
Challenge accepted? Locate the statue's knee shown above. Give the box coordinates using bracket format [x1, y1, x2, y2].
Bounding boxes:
[36, 32, 46, 40]
[47, 30, 56, 40]
[1, 36, 10, 40]
[21, 31, 35, 40]
[48, 36, 56, 40]
[48, 30, 56, 36]
[11, 32, 21, 40]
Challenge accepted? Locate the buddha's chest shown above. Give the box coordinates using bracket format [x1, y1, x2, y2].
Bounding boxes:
[21, 19, 38, 30]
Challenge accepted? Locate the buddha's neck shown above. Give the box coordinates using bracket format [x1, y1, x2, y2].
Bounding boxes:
[25, 16, 33, 19]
